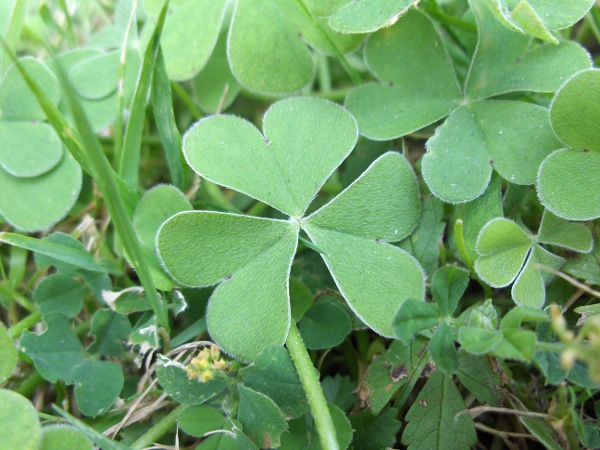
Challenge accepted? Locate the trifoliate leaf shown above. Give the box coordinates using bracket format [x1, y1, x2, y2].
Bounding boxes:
[392, 299, 439, 343]
[228, 0, 314, 95]
[72, 359, 123, 417]
[178, 405, 225, 438]
[87, 309, 133, 357]
[0, 151, 81, 232]
[34, 274, 84, 318]
[0, 121, 62, 177]
[237, 385, 288, 448]
[40, 425, 92, 450]
[345, 9, 461, 140]
[429, 322, 458, 375]
[466, 0, 591, 101]
[550, 69, 600, 153]
[329, 0, 419, 33]
[402, 371, 477, 449]
[299, 299, 352, 350]
[431, 265, 470, 317]
[240, 345, 309, 419]
[350, 407, 402, 450]
[133, 184, 192, 249]
[457, 350, 503, 406]
[0, 322, 17, 384]
[0, 390, 42, 450]
[538, 148, 600, 221]
[0, 56, 60, 121]
[537, 209, 593, 253]
[20, 313, 85, 384]
[474, 218, 532, 287]
[183, 98, 357, 218]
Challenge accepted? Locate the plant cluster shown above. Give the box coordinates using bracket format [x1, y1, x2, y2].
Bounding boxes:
[1, 0, 600, 449]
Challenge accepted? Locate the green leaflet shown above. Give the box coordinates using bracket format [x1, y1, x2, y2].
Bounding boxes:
[34, 274, 84, 318]
[431, 265, 470, 317]
[402, 370, 477, 450]
[537, 208, 594, 252]
[178, 405, 225, 438]
[0, 390, 42, 450]
[184, 98, 358, 218]
[237, 385, 288, 448]
[429, 321, 459, 375]
[72, 360, 123, 417]
[299, 299, 352, 350]
[0, 323, 17, 384]
[40, 426, 92, 450]
[329, 0, 418, 34]
[391, 299, 439, 343]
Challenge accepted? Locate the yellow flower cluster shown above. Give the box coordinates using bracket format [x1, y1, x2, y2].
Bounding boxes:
[186, 344, 232, 383]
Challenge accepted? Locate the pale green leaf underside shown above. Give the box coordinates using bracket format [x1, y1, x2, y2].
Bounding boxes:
[183, 97, 357, 217]
[0, 152, 81, 232]
[422, 101, 561, 203]
[537, 209, 593, 253]
[0, 56, 60, 121]
[228, 0, 314, 95]
[329, 0, 418, 34]
[466, 0, 591, 101]
[40, 425, 92, 450]
[550, 69, 600, 153]
[458, 328, 503, 355]
[304, 226, 425, 337]
[0, 390, 42, 450]
[475, 218, 532, 287]
[0, 121, 63, 177]
[511, 246, 564, 308]
[346, 8, 460, 140]
[537, 148, 600, 221]
[306, 152, 420, 242]
[157, 0, 226, 81]
[0, 323, 17, 384]
[492, 0, 594, 32]
[133, 184, 192, 250]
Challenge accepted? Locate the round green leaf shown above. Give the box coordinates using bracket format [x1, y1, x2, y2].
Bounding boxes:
[228, 0, 314, 94]
[289, 277, 313, 322]
[178, 405, 225, 437]
[133, 184, 192, 249]
[329, 0, 417, 33]
[550, 69, 600, 153]
[0, 390, 42, 450]
[237, 385, 288, 448]
[537, 209, 593, 253]
[511, 246, 564, 308]
[72, 359, 124, 417]
[474, 218, 532, 287]
[0, 151, 82, 231]
[345, 9, 461, 140]
[0, 56, 60, 121]
[299, 300, 352, 350]
[0, 322, 17, 384]
[40, 425, 92, 450]
[537, 148, 600, 220]
[183, 98, 358, 218]
[0, 121, 62, 177]
[34, 274, 84, 318]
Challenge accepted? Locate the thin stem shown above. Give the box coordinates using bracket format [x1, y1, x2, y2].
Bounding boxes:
[171, 82, 203, 120]
[536, 265, 600, 299]
[15, 371, 45, 398]
[130, 404, 186, 450]
[459, 405, 550, 420]
[287, 322, 339, 450]
[8, 311, 42, 339]
[454, 219, 493, 298]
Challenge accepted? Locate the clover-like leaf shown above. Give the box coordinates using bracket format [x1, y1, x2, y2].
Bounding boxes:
[536, 209, 593, 253]
[345, 8, 461, 140]
[329, 0, 419, 34]
[184, 98, 357, 218]
[0, 390, 42, 450]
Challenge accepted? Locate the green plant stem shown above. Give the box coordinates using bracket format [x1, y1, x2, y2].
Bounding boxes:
[15, 371, 44, 398]
[286, 322, 339, 450]
[130, 404, 186, 450]
[171, 81, 203, 120]
[0, 283, 37, 313]
[454, 219, 493, 298]
[316, 53, 332, 93]
[8, 311, 42, 339]
[423, 0, 477, 33]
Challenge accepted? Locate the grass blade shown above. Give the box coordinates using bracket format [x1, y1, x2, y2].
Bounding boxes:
[152, 48, 187, 190]
[0, 232, 122, 275]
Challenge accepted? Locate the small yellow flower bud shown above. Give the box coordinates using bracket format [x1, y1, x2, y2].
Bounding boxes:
[560, 349, 576, 370]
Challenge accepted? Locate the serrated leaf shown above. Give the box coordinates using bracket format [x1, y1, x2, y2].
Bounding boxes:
[329, 0, 418, 33]
[40, 425, 92, 450]
[457, 350, 503, 406]
[0, 151, 81, 232]
[237, 385, 288, 448]
[87, 309, 132, 357]
[178, 405, 225, 437]
[537, 148, 600, 221]
[402, 370, 476, 449]
[466, 0, 591, 101]
[391, 299, 439, 343]
[0, 323, 17, 383]
[183, 98, 357, 218]
[34, 274, 84, 318]
[156, 359, 227, 406]
[345, 9, 461, 140]
[0, 390, 42, 450]
[537, 209, 593, 253]
[458, 327, 503, 355]
[493, 329, 536, 361]
[0, 121, 62, 177]
[299, 299, 352, 350]
[240, 345, 309, 419]
[20, 313, 85, 384]
[429, 322, 458, 375]
[72, 359, 123, 417]
[228, 0, 314, 94]
[474, 218, 532, 287]
[432, 265, 470, 317]
[350, 407, 402, 450]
